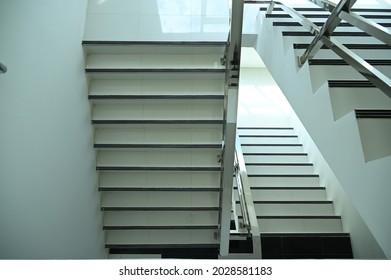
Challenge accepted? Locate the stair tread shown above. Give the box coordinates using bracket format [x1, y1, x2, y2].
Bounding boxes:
[328, 80, 375, 87]
[106, 243, 220, 249]
[283, 31, 371, 36]
[89, 94, 224, 100]
[242, 201, 333, 204]
[99, 187, 221, 192]
[248, 174, 319, 177]
[94, 143, 222, 149]
[103, 225, 218, 230]
[309, 59, 391, 65]
[355, 109, 391, 118]
[294, 43, 391, 49]
[92, 120, 224, 124]
[86, 68, 225, 73]
[245, 163, 312, 166]
[96, 166, 221, 171]
[101, 207, 220, 211]
[242, 215, 341, 219]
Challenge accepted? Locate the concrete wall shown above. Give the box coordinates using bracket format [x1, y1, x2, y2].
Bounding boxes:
[0, 0, 106, 259]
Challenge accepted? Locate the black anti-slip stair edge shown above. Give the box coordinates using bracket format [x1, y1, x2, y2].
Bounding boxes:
[85, 68, 225, 73]
[261, 232, 350, 237]
[248, 174, 319, 177]
[103, 225, 219, 230]
[283, 31, 370, 36]
[328, 80, 374, 87]
[89, 94, 224, 100]
[101, 207, 220, 211]
[247, 186, 326, 190]
[94, 144, 222, 149]
[239, 135, 298, 138]
[238, 127, 293, 130]
[82, 40, 226, 46]
[309, 59, 391, 65]
[243, 152, 308, 156]
[245, 163, 313, 166]
[92, 120, 224, 125]
[274, 22, 391, 27]
[267, 14, 391, 19]
[236, 200, 333, 204]
[107, 243, 219, 253]
[96, 166, 222, 172]
[240, 215, 341, 219]
[356, 109, 391, 118]
[241, 143, 302, 146]
[294, 43, 391, 49]
[259, 7, 391, 12]
[99, 187, 221, 192]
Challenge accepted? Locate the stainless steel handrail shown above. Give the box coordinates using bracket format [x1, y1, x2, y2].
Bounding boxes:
[319, 0, 391, 46]
[219, 0, 244, 257]
[264, 0, 391, 97]
[233, 134, 262, 258]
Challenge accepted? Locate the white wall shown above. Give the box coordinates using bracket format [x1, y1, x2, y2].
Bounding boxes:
[0, 0, 106, 259]
[84, 0, 230, 41]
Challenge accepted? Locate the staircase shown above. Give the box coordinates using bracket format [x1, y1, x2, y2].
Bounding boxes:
[236, 127, 352, 259]
[252, 1, 391, 258]
[83, 41, 227, 259]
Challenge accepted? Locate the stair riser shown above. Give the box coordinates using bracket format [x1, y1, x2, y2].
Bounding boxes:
[329, 87, 391, 120]
[106, 229, 218, 245]
[99, 171, 220, 188]
[238, 128, 294, 136]
[90, 79, 224, 95]
[96, 150, 221, 166]
[240, 137, 299, 145]
[248, 176, 320, 187]
[101, 192, 220, 207]
[103, 211, 218, 226]
[294, 49, 391, 60]
[242, 145, 304, 153]
[258, 218, 343, 233]
[92, 102, 224, 120]
[95, 127, 222, 144]
[86, 54, 224, 69]
[248, 189, 327, 201]
[236, 204, 335, 216]
[246, 165, 314, 175]
[244, 155, 309, 163]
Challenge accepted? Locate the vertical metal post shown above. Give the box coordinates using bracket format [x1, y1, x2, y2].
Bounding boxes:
[219, 0, 244, 257]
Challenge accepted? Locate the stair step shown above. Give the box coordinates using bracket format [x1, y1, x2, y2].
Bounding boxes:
[355, 109, 391, 118]
[236, 201, 335, 215]
[274, 22, 391, 27]
[256, 216, 343, 233]
[103, 225, 218, 230]
[283, 31, 371, 37]
[267, 14, 391, 19]
[106, 229, 219, 245]
[261, 233, 353, 259]
[239, 135, 299, 145]
[101, 191, 219, 208]
[248, 175, 320, 187]
[238, 127, 294, 136]
[99, 187, 221, 192]
[294, 43, 391, 50]
[97, 166, 221, 172]
[244, 153, 309, 163]
[328, 80, 374, 87]
[241, 144, 304, 153]
[246, 163, 314, 175]
[99, 171, 220, 189]
[94, 144, 222, 149]
[102, 207, 220, 211]
[103, 211, 218, 226]
[82, 40, 226, 55]
[309, 59, 391, 65]
[327, 82, 391, 120]
[247, 188, 327, 201]
[89, 94, 224, 102]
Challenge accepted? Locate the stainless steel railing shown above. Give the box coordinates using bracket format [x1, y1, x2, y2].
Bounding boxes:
[232, 134, 262, 258]
[264, 0, 391, 97]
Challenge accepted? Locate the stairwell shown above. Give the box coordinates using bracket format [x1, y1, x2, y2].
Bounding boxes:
[251, 1, 391, 258]
[83, 41, 227, 258]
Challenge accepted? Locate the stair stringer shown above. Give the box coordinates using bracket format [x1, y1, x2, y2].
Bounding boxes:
[254, 10, 390, 259]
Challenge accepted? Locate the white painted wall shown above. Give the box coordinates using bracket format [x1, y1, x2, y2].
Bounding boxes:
[0, 0, 106, 259]
[252, 1, 390, 258]
[84, 0, 230, 41]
